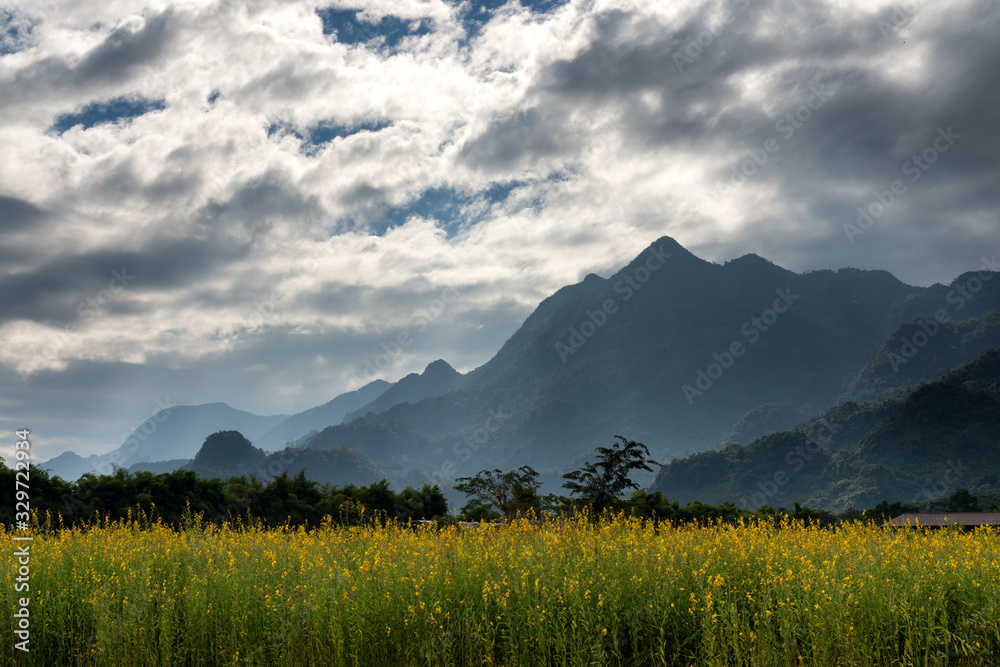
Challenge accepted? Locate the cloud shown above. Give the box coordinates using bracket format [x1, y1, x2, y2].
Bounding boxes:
[1, 0, 998, 459]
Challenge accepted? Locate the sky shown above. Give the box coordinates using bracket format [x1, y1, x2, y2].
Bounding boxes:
[1, 0, 999, 461]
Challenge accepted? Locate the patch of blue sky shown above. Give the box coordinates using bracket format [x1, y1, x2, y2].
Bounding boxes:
[0, 9, 35, 56]
[308, 120, 391, 147]
[50, 96, 166, 134]
[449, 0, 571, 41]
[268, 119, 392, 155]
[374, 181, 526, 237]
[316, 7, 432, 50]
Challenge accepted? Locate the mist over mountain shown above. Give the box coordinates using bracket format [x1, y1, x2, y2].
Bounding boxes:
[343, 360, 461, 422]
[42, 403, 287, 481]
[42, 237, 1000, 509]
[254, 380, 391, 451]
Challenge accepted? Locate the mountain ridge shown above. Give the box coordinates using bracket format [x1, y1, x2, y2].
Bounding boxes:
[43, 237, 1000, 499]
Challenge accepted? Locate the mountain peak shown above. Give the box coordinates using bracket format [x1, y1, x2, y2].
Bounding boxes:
[722, 253, 795, 279]
[649, 235, 687, 252]
[343, 359, 462, 421]
[646, 235, 702, 261]
[728, 252, 769, 265]
[424, 359, 457, 376]
[190, 430, 265, 471]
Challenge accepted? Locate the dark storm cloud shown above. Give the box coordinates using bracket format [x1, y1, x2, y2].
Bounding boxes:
[497, 0, 1000, 284]
[75, 11, 174, 84]
[0, 168, 329, 327]
[0, 10, 174, 106]
[0, 236, 251, 326]
[204, 171, 325, 236]
[0, 195, 47, 233]
[732, 1, 1000, 268]
[458, 108, 570, 172]
[458, 4, 774, 170]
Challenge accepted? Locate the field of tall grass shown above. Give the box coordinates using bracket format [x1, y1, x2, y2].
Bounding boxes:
[3, 510, 999, 666]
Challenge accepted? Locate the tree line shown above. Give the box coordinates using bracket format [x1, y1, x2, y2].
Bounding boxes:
[2, 435, 988, 529]
[0, 463, 446, 528]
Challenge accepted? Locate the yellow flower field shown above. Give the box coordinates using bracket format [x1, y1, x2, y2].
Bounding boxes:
[3, 512, 999, 666]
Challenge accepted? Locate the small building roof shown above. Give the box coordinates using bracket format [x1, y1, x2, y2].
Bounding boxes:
[888, 512, 1000, 527]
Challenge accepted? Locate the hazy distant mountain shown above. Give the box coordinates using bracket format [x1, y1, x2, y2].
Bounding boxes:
[41, 451, 105, 483]
[652, 348, 1000, 510]
[42, 403, 286, 481]
[254, 379, 391, 451]
[343, 360, 460, 422]
[43, 380, 391, 482]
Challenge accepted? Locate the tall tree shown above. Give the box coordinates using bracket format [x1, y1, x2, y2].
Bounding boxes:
[562, 436, 660, 512]
[454, 466, 541, 519]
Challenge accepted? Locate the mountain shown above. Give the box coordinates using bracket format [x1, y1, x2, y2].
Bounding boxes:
[42, 403, 286, 481]
[846, 307, 1000, 402]
[48, 237, 1000, 496]
[43, 380, 391, 482]
[182, 434, 386, 488]
[423, 238, 1000, 474]
[253, 447, 385, 488]
[721, 402, 806, 446]
[300, 419, 433, 468]
[343, 360, 460, 422]
[41, 451, 105, 483]
[253, 379, 391, 451]
[241, 237, 1000, 485]
[186, 431, 267, 479]
[651, 348, 1000, 511]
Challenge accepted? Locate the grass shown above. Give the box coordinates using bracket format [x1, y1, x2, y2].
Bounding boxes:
[3, 510, 1000, 666]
